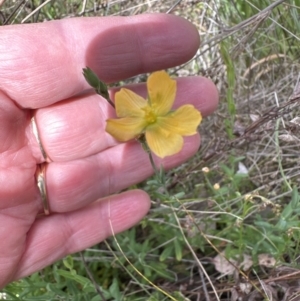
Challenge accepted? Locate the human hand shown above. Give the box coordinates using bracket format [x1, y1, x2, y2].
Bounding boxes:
[0, 14, 218, 288]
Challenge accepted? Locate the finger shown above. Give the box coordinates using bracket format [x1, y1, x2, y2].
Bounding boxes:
[13, 190, 150, 281]
[30, 76, 218, 162]
[45, 134, 199, 213]
[0, 14, 200, 108]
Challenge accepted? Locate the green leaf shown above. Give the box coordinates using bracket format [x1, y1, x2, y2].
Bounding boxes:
[254, 220, 274, 231]
[82, 67, 113, 106]
[174, 238, 182, 261]
[82, 67, 101, 90]
[276, 218, 288, 231]
[109, 278, 121, 300]
[174, 191, 185, 199]
[280, 189, 300, 221]
[159, 246, 173, 262]
[148, 262, 174, 281]
[291, 186, 299, 208]
[56, 269, 91, 288]
[63, 255, 74, 270]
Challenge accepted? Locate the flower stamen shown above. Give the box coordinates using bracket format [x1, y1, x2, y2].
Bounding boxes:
[142, 106, 157, 124]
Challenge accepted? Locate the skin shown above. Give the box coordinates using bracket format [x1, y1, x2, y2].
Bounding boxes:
[0, 14, 218, 288]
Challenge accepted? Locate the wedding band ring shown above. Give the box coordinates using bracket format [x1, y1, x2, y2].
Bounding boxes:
[31, 116, 51, 162]
[36, 163, 50, 215]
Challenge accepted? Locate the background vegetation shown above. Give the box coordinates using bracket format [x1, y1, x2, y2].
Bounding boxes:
[1, 0, 300, 300]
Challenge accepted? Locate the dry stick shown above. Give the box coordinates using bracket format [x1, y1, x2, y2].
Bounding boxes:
[166, 0, 182, 14]
[199, 269, 210, 301]
[21, 0, 51, 23]
[264, 270, 300, 283]
[79, 251, 107, 301]
[79, 0, 88, 16]
[3, 0, 25, 25]
[33, 0, 45, 23]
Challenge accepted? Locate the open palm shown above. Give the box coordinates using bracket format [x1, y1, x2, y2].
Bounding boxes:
[0, 14, 218, 288]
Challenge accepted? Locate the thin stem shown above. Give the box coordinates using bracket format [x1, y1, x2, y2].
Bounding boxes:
[79, 252, 107, 301]
[148, 150, 158, 176]
[104, 96, 115, 109]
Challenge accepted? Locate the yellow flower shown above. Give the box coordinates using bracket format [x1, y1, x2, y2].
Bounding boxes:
[106, 71, 202, 158]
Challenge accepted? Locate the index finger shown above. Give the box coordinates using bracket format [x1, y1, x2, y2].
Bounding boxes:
[0, 14, 200, 108]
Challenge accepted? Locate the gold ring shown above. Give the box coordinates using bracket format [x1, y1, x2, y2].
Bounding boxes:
[35, 164, 50, 215]
[31, 116, 51, 162]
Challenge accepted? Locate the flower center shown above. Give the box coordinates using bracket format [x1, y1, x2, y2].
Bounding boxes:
[142, 106, 157, 124]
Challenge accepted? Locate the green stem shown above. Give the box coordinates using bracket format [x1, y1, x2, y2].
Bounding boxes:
[148, 149, 159, 176]
[105, 96, 115, 109]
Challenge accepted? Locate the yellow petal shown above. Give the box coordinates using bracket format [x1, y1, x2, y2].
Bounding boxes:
[145, 126, 183, 158]
[157, 105, 202, 136]
[115, 88, 147, 117]
[106, 117, 146, 141]
[147, 71, 176, 115]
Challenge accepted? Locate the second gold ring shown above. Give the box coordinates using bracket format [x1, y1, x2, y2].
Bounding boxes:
[36, 163, 50, 215]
